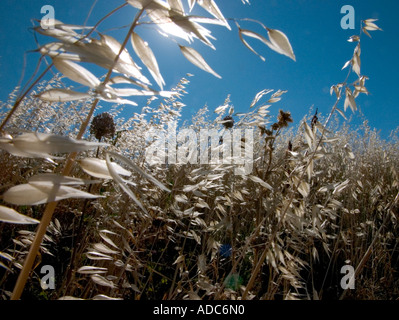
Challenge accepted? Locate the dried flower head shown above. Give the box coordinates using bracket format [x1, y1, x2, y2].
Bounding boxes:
[90, 112, 116, 141]
[277, 109, 293, 128]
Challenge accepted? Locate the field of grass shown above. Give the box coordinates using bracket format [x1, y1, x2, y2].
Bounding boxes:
[0, 1, 397, 300]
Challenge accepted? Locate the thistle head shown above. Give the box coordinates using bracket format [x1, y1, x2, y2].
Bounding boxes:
[90, 112, 116, 141]
[277, 110, 293, 128]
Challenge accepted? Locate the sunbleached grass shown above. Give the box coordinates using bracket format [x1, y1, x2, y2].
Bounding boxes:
[0, 81, 397, 300]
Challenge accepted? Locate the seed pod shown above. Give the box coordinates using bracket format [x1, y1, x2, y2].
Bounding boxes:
[90, 112, 116, 141]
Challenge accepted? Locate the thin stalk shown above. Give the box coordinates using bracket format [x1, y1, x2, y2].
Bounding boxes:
[78, 2, 128, 41]
[81, 0, 98, 34]
[10, 8, 145, 300]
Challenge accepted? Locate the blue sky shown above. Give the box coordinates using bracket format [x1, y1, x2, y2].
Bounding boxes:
[0, 0, 398, 138]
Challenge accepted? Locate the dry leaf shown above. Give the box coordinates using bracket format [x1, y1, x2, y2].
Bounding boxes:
[250, 89, 273, 108]
[173, 255, 185, 265]
[92, 243, 119, 255]
[131, 32, 165, 89]
[266, 28, 296, 61]
[303, 122, 315, 148]
[298, 181, 310, 198]
[77, 266, 108, 274]
[179, 45, 221, 79]
[249, 175, 273, 191]
[0, 205, 39, 224]
[197, 0, 230, 30]
[168, 0, 184, 14]
[91, 274, 115, 288]
[363, 19, 382, 31]
[344, 88, 357, 112]
[78, 158, 132, 180]
[86, 251, 113, 261]
[53, 57, 100, 88]
[92, 295, 122, 300]
[105, 153, 148, 214]
[3, 183, 102, 206]
[238, 29, 266, 62]
[188, 0, 196, 11]
[10, 132, 107, 156]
